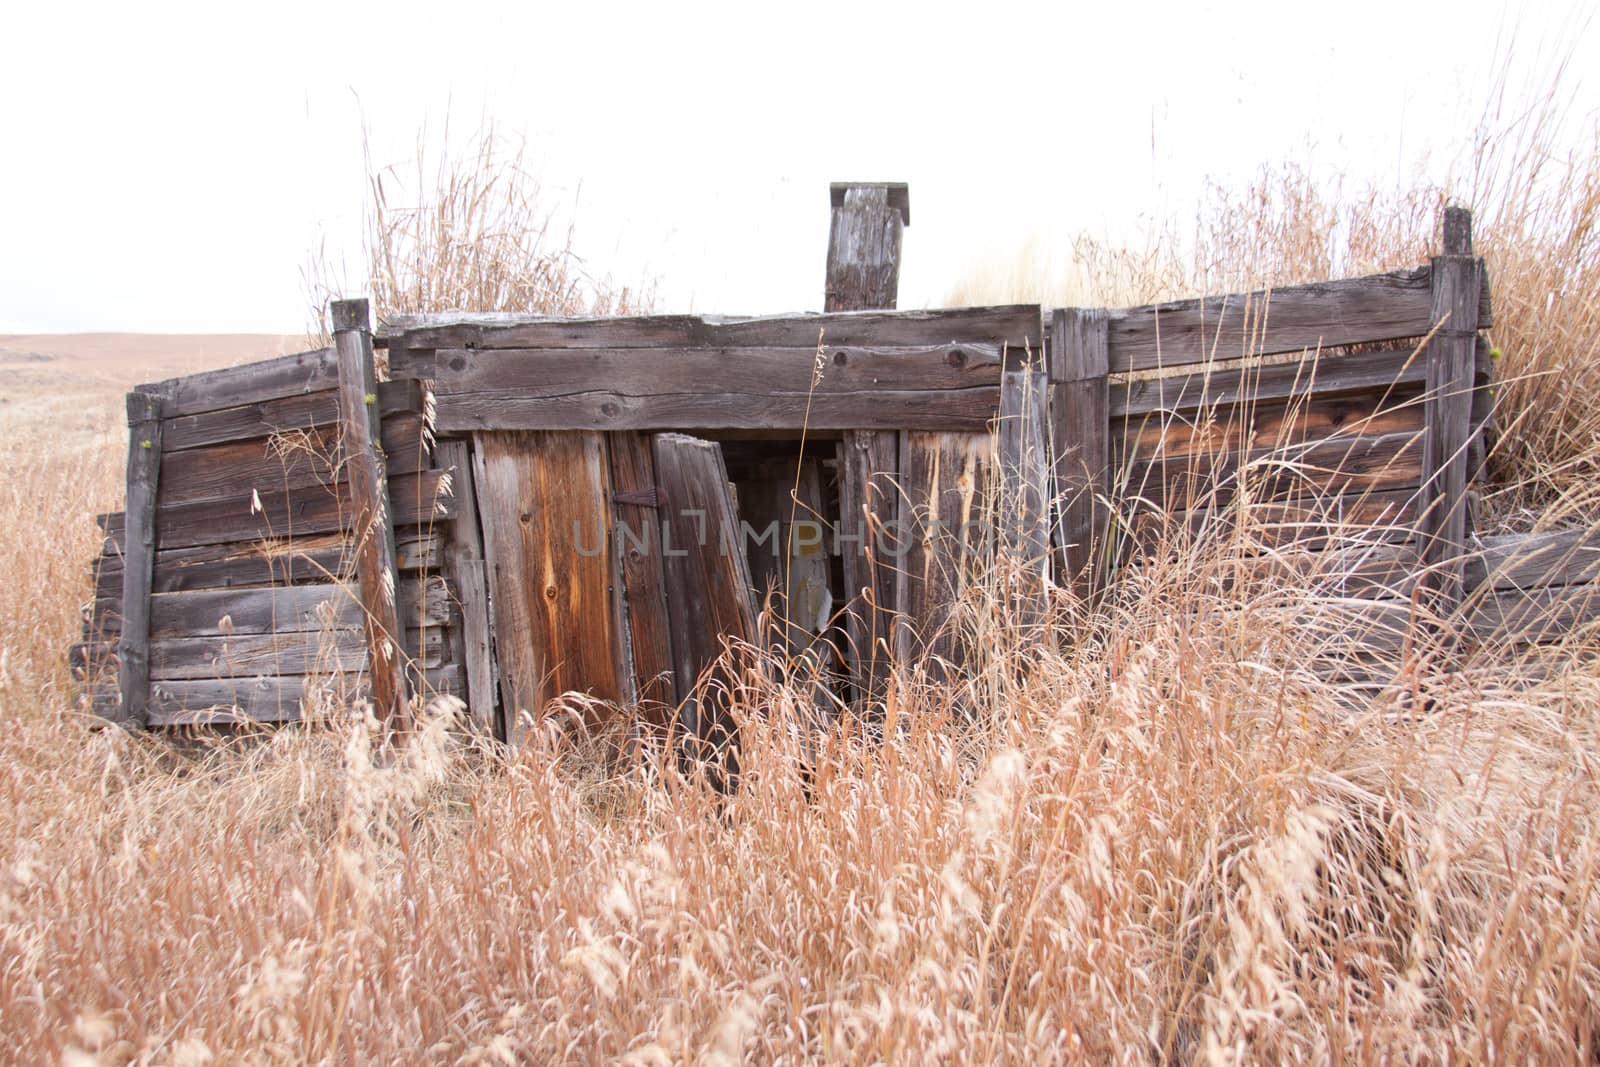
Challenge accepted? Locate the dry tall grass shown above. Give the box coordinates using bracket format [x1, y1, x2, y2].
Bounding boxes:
[5, 64, 1600, 1067]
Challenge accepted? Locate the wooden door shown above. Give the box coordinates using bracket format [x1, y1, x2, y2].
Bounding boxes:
[473, 430, 627, 744]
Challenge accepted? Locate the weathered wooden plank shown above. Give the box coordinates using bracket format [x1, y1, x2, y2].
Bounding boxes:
[1464, 527, 1600, 594]
[1417, 210, 1483, 609]
[100, 469, 454, 553]
[1129, 489, 1423, 555]
[1111, 345, 1427, 418]
[118, 389, 165, 728]
[998, 370, 1052, 601]
[435, 439, 497, 736]
[90, 579, 451, 640]
[162, 380, 422, 454]
[382, 305, 1042, 354]
[839, 430, 899, 701]
[74, 627, 447, 682]
[1120, 391, 1424, 462]
[653, 433, 757, 770]
[1051, 309, 1111, 595]
[157, 413, 428, 508]
[142, 348, 340, 420]
[429, 387, 1004, 433]
[1467, 583, 1600, 645]
[414, 343, 1008, 395]
[1105, 267, 1491, 373]
[608, 431, 678, 728]
[894, 431, 994, 668]
[1121, 428, 1425, 512]
[332, 298, 409, 730]
[474, 431, 626, 745]
[825, 183, 908, 312]
[1224, 541, 1425, 600]
[96, 531, 442, 596]
[101, 665, 467, 727]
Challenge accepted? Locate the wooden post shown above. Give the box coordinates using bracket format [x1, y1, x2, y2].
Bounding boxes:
[331, 298, 410, 733]
[117, 388, 165, 728]
[1050, 308, 1112, 598]
[1419, 207, 1482, 611]
[829, 182, 910, 703]
[435, 439, 496, 736]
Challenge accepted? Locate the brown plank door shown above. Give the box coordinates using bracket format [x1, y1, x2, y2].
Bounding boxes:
[651, 434, 758, 786]
[473, 430, 629, 745]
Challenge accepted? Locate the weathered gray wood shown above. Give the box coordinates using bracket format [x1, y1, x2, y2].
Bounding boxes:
[417, 343, 1007, 394]
[75, 627, 446, 682]
[435, 440, 496, 736]
[609, 431, 678, 729]
[998, 370, 1053, 617]
[825, 183, 909, 312]
[95, 531, 441, 596]
[428, 386, 1003, 433]
[162, 380, 421, 453]
[144, 347, 340, 419]
[157, 413, 428, 508]
[652, 433, 757, 770]
[90, 665, 466, 727]
[1112, 346, 1428, 418]
[91, 580, 452, 640]
[99, 469, 454, 553]
[894, 431, 994, 669]
[331, 298, 408, 729]
[1464, 526, 1600, 593]
[839, 431, 899, 703]
[1417, 208, 1483, 608]
[1105, 267, 1492, 373]
[382, 305, 1041, 354]
[1051, 309, 1111, 594]
[1467, 583, 1600, 645]
[117, 389, 165, 727]
[473, 431, 627, 745]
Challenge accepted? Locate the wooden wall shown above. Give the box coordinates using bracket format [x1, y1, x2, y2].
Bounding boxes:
[73, 340, 465, 728]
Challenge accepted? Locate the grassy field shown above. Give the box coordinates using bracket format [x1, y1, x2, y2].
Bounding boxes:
[2, 105, 1599, 1063]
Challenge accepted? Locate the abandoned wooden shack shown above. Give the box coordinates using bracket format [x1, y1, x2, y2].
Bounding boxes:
[74, 182, 1598, 745]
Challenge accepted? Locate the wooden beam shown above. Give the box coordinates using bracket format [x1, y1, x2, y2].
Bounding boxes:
[383, 306, 1040, 355]
[117, 388, 166, 727]
[427, 385, 1003, 434]
[825, 183, 908, 313]
[162, 379, 421, 453]
[143, 347, 340, 419]
[1050, 309, 1111, 595]
[436, 439, 497, 736]
[1104, 266, 1493, 373]
[331, 298, 409, 733]
[1111, 345, 1428, 418]
[88, 580, 451, 641]
[828, 181, 910, 706]
[1418, 207, 1483, 609]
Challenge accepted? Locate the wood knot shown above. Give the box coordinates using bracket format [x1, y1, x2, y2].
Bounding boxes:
[601, 401, 621, 417]
[833, 350, 848, 367]
[946, 349, 966, 368]
[544, 585, 558, 601]
[449, 356, 467, 372]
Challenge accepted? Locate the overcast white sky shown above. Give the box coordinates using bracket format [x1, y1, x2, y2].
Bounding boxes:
[2, 0, 1595, 334]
